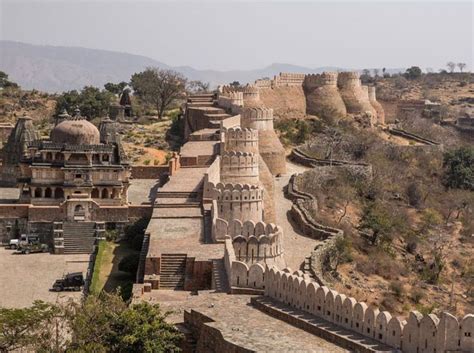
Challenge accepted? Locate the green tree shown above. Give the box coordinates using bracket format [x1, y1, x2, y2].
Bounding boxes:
[443, 147, 474, 190]
[187, 80, 210, 93]
[404, 66, 422, 80]
[359, 202, 396, 245]
[55, 86, 114, 119]
[0, 301, 59, 352]
[104, 81, 129, 95]
[67, 292, 182, 352]
[119, 253, 140, 275]
[0, 71, 19, 89]
[130, 68, 186, 119]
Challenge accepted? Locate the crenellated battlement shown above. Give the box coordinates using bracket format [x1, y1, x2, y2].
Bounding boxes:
[241, 84, 260, 102]
[220, 151, 259, 185]
[303, 72, 339, 89]
[205, 182, 264, 202]
[264, 267, 474, 352]
[337, 71, 362, 87]
[223, 127, 259, 154]
[241, 107, 274, 131]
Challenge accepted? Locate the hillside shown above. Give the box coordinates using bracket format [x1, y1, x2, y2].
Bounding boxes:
[1, 41, 406, 93]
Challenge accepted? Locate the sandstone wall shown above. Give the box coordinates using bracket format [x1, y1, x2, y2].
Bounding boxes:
[264, 267, 474, 353]
[220, 151, 259, 185]
[258, 86, 306, 120]
[222, 127, 259, 154]
[303, 72, 347, 120]
[130, 166, 169, 179]
[368, 86, 385, 125]
[338, 72, 376, 118]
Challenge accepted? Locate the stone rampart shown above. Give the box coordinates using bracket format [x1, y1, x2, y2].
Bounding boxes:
[222, 127, 259, 154]
[220, 151, 259, 185]
[264, 267, 474, 353]
[241, 107, 274, 131]
[205, 182, 264, 223]
[368, 86, 385, 125]
[303, 72, 347, 119]
[254, 72, 306, 88]
[224, 239, 265, 292]
[241, 85, 260, 103]
[338, 72, 377, 120]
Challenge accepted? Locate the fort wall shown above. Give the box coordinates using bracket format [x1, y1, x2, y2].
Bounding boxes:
[130, 165, 169, 179]
[241, 107, 274, 131]
[206, 182, 264, 224]
[220, 151, 259, 185]
[264, 267, 474, 353]
[337, 72, 376, 119]
[303, 72, 347, 120]
[222, 127, 259, 154]
[368, 86, 385, 125]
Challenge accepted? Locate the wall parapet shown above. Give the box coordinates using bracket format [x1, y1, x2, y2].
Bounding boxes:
[264, 267, 474, 353]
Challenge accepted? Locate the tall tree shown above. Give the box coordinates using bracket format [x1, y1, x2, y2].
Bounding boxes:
[130, 68, 186, 119]
[55, 86, 114, 120]
[457, 63, 467, 73]
[446, 61, 456, 73]
[104, 81, 129, 95]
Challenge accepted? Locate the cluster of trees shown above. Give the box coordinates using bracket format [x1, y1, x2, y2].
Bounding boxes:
[0, 292, 182, 352]
[55, 68, 210, 120]
[0, 71, 19, 89]
[446, 62, 467, 73]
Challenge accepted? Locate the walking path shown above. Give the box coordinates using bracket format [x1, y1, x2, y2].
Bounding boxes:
[273, 160, 319, 270]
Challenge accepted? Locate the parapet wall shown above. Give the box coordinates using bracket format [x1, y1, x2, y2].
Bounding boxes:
[222, 127, 259, 154]
[241, 85, 260, 103]
[368, 86, 385, 125]
[264, 267, 474, 353]
[206, 182, 264, 223]
[303, 72, 347, 119]
[254, 72, 306, 88]
[220, 151, 259, 185]
[337, 72, 376, 121]
[241, 107, 274, 131]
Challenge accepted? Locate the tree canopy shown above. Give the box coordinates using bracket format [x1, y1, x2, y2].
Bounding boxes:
[55, 86, 114, 120]
[0, 292, 182, 352]
[404, 66, 422, 80]
[443, 147, 474, 190]
[0, 71, 19, 89]
[104, 81, 129, 95]
[130, 68, 186, 119]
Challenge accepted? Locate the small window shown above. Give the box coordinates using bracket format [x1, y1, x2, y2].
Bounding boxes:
[356, 323, 359, 328]
[75, 174, 82, 179]
[379, 334, 383, 340]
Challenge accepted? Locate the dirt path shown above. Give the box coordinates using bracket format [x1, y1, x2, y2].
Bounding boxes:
[273, 160, 321, 271]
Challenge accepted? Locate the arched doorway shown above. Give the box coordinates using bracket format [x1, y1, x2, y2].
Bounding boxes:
[74, 204, 84, 213]
[34, 188, 42, 198]
[101, 188, 109, 199]
[54, 188, 64, 199]
[91, 188, 99, 198]
[44, 187, 52, 198]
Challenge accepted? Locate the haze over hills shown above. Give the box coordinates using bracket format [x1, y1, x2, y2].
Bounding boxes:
[0, 41, 404, 93]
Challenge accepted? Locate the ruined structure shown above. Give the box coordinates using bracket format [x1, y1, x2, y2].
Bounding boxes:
[368, 85, 385, 125]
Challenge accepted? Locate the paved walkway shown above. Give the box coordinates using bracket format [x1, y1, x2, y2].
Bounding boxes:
[140, 290, 349, 352]
[0, 247, 89, 308]
[274, 160, 319, 271]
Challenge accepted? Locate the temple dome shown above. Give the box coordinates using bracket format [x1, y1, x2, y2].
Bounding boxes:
[51, 112, 100, 145]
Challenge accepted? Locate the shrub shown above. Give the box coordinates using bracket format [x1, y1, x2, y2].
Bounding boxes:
[143, 159, 150, 165]
[411, 288, 424, 304]
[406, 183, 423, 208]
[443, 147, 474, 190]
[390, 281, 404, 298]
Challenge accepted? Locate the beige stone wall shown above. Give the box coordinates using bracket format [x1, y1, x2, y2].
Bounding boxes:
[368, 86, 385, 125]
[303, 72, 347, 119]
[220, 151, 259, 185]
[337, 72, 376, 118]
[264, 267, 473, 353]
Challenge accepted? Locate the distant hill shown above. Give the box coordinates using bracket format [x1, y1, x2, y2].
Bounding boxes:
[0, 41, 404, 93]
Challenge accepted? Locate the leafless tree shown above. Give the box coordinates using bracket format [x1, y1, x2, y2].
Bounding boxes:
[446, 62, 456, 73]
[457, 63, 467, 73]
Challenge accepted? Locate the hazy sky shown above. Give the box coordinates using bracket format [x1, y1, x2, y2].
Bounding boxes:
[1, 0, 472, 71]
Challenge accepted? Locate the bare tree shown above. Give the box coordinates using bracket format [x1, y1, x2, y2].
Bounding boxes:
[372, 68, 380, 77]
[447, 62, 456, 73]
[130, 68, 186, 119]
[457, 63, 467, 73]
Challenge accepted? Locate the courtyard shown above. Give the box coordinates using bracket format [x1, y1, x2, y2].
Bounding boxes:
[0, 247, 89, 308]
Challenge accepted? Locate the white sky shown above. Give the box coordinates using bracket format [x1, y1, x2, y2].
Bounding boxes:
[1, 0, 472, 71]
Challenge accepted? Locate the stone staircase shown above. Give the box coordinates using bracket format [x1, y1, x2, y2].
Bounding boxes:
[62, 222, 96, 254]
[160, 254, 187, 289]
[211, 259, 229, 293]
[154, 191, 201, 208]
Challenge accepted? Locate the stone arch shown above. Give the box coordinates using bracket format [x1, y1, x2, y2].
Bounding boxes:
[247, 236, 259, 263]
[315, 286, 329, 318]
[54, 188, 64, 199]
[248, 263, 265, 289]
[460, 314, 474, 352]
[375, 311, 392, 344]
[101, 188, 109, 199]
[232, 236, 247, 261]
[44, 187, 52, 198]
[401, 311, 423, 353]
[74, 204, 84, 213]
[334, 294, 347, 325]
[353, 302, 368, 334]
[364, 307, 380, 339]
[306, 282, 319, 314]
[34, 188, 42, 198]
[386, 317, 404, 349]
[419, 314, 439, 353]
[342, 297, 356, 329]
[91, 188, 99, 198]
[325, 290, 337, 323]
[436, 312, 459, 352]
[231, 261, 249, 287]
